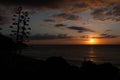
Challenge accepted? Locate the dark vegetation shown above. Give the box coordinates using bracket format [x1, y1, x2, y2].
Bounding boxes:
[0, 34, 120, 80]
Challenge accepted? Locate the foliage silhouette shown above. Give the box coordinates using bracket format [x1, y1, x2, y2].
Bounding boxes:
[9, 7, 31, 54]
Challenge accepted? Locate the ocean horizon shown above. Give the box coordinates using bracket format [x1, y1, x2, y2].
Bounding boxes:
[22, 45, 120, 68]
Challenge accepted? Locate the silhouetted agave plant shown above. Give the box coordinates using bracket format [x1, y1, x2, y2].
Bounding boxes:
[0, 28, 2, 34]
[9, 7, 31, 54]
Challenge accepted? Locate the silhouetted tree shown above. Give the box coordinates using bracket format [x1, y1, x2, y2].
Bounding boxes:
[0, 27, 2, 34]
[9, 7, 31, 54]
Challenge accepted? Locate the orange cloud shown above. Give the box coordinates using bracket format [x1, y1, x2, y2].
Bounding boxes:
[108, 0, 120, 3]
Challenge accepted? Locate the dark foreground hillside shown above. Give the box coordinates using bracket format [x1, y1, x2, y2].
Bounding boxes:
[0, 34, 120, 80]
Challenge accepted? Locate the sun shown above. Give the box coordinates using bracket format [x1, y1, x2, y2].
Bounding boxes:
[89, 38, 95, 44]
[90, 38, 95, 43]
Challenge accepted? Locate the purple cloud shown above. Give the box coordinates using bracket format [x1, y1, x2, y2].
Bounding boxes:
[30, 34, 73, 40]
[44, 19, 55, 22]
[92, 3, 120, 21]
[55, 24, 66, 27]
[68, 26, 95, 33]
[53, 13, 80, 20]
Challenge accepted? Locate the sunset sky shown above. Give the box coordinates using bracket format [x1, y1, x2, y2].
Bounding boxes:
[0, 0, 120, 45]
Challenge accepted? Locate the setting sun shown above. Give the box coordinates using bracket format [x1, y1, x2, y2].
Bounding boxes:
[90, 38, 95, 43]
[89, 38, 96, 44]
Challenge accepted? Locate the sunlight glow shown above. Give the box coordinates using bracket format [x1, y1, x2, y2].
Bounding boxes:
[89, 38, 96, 44]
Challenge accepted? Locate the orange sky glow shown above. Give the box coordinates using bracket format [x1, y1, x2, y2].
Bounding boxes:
[27, 38, 120, 45]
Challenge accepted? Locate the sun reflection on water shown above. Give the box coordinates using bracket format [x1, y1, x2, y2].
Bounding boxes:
[87, 47, 97, 62]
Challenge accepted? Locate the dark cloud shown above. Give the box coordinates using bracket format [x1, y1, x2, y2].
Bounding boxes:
[0, 9, 10, 25]
[0, 0, 119, 13]
[90, 33, 119, 39]
[80, 35, 89, 38]
[0, 0, 119, 25]
[92, 3, 120, 21]
[53, 13, 80, 20]
[105, 29, 112, 32]
[44, 19, 55, 22]
[55, 24, 66, 27]
[99, 33, 119, 38]
[75, 3, 89, 8]
[68, 26, 95, 33]
[0, 0, 64, 8]
[79, 34, 119, 39]
[103, 29, 119, 38]
[0, 0, 106, 9]
[30, 33, 73, 40]
[97, 30, 119, 38]
[0, 16, 5, 25]
[70, 2, 90, 12]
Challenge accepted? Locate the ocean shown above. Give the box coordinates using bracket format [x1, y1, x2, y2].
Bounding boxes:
[22, 45, 120, 67]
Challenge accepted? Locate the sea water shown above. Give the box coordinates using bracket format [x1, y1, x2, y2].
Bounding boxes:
[22, 45, 120, 67]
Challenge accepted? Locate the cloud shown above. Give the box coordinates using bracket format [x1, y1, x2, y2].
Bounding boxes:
[0, 16, 6, 25]
[55, 24, 66, 27]
[97, 29, 119, 38]
[91, 3, 120, 21]
[74, 3, 89, 8]
[2, 0, 76, 9]
[79, 29, 120, 39]
[98, 33, 119, 38]
[53, 13, 80, 20]
[105, 29, 112, 32]
[70, 2, 90, 13]
[0, 9, 10, 25]
[79, 35, 89, 38]
[30, 33, 73, 40]
[108, 0, 120, 3]
[68, 26, 95, 33]
[0, 0, 120, 25]
[44, 19, 55, 22]
[0, 0, 106, 8]
[1, 0, 114, 14]
[79, 34, 119, 39]
[0, 0, 120, 12]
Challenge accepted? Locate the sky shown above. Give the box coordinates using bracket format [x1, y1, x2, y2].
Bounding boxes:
[0, 0, 120, 45]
